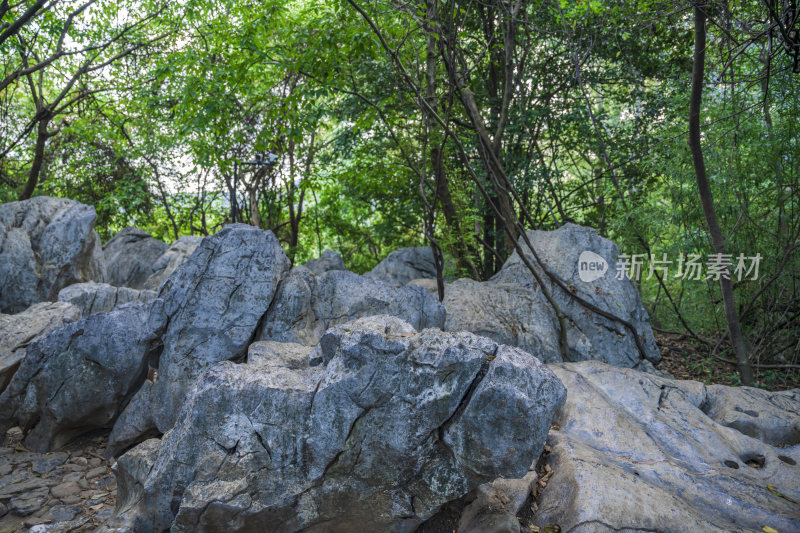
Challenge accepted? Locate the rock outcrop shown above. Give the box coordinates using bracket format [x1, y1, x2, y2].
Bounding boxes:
[445, 224, 659, 367]
[0, 301, 163, 452]
[366, 246, 437, 286]
[0, 197, 106, 314]
[258, 267, 446, 346]
[58, 282, 156, 317]
[303, 248, 346, 275]
[141, 235, 202, 291]
[0, 302, 81, 393]
[103, 228, 168, 289]
[534, 361, 800, 532]
[119, 224, 290, 439]
[101, 316, 566, 533]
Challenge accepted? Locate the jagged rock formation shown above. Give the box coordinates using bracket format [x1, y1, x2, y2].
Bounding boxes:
[0, 197, 106, 314]
[58, 281, 156, 317]
[445, 224, 660, 368]
[0, 301, 163, 452]
[0, 302, 81, 393]
[366, 246, 437, 286]
[126, 224, 290, 436]
[100, 316, 566, 532]
[103, 228, 168, 289]
[534, 361, 800, 532]
[141, 235, 202, 291]
[303, 248, 347, 274]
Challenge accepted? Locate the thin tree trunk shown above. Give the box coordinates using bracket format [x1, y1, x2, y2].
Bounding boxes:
[249, 187, 261, 228]
[19, 117, 49, 200]
[689, 3, 754, 385]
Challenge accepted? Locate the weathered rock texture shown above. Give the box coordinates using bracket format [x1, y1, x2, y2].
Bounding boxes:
[0, 197, 106, 314]
[0, 301, 162, 452]
[366, 246, 436, 286]
[258, 267, 446, 346]
[303, 249, 346, 275]
[0, 302, 81, 393]
[102, 316, 566, 533]
[446, 224, 659, 367]
[456, 471, 538, 533]
[535, 361, 800, 532]
[141, 235, 202, 291]
[125, 224, 290, 436]
[58, 282, 156, 317]
[103, 228, 168, 289]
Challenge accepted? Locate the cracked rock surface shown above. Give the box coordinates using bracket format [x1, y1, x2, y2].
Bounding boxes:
[0, 301, 163, 453]
[0, 197, 106, 314]
[101, 316, 566, 533]
[535, 361, 800, 532]
[116, 224, 290, 442]
[445, 223, 660, 368]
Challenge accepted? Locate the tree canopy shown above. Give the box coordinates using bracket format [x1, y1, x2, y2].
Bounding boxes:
[2, 0, 798, 387]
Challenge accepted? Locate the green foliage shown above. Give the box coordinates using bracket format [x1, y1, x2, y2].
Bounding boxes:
[1, 0, 798, 385]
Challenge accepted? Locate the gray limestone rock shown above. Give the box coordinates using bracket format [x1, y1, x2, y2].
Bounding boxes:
[121, 224, 290, 438]
[303, 248, 346, 275]
[0, 197, 106, 313]
[101, 316, 566, 533]
[0, 301, 163, 452]
[103, 228, 168, 289]
[57, 281, 156, 317]
[366, 246, 437, 286]
[0, 301, 81, 393]
[445, 224, 659, 368]
[534, 361, 800, 532]
[141, 235, 202, 291]
[259, 267, 445, 346]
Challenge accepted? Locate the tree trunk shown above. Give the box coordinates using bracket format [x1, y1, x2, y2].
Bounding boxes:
[689, 3, 754, 385]
[249, 187, 261, 228]
[19, 117, 49, 200]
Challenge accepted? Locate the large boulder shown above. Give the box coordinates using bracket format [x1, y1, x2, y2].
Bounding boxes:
[445, 224, 659, 367]
[58, 281, 156, 317]
[142, 235, 202, 291]
[0, 197, 106, 314]
[303, 248, 346, 275]
[101, 316, 566, 532]
[258, 267, 446, 346]
[534, 361, 800, 532]
[103, 228, 168, 289]
[0, 301, 163, 452]
[0, 301, 81, 393]
[117, 224, 290, 439]
[366, 246, 437, 286]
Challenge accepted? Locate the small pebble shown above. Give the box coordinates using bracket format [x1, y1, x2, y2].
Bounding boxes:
[50, 481, 81, 500]
[60, 495, 81, 505]
[86, 466, 106, 480]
